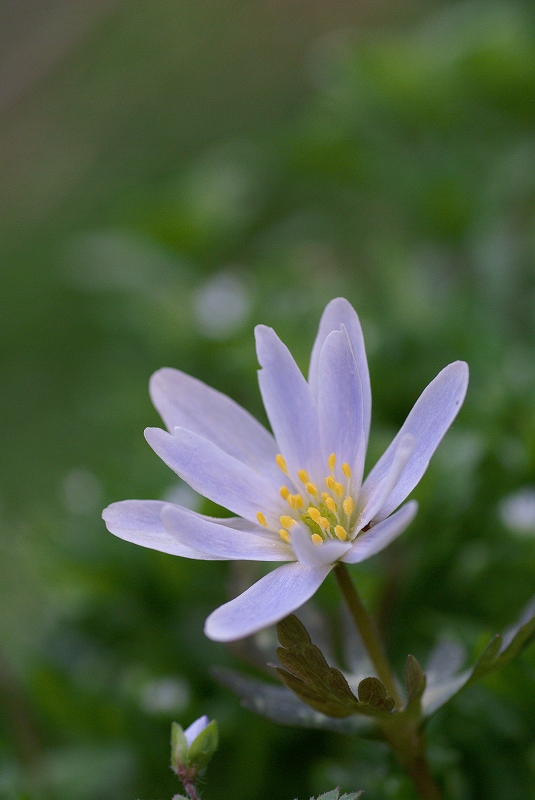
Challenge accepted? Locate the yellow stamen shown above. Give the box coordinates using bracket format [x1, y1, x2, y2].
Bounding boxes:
[279, 485, 290, 500]
[328, 453, 336, 472]
[276, 454, 288, 474]
[305, 481, 318, 495]
[308, 507, 321, 524]
[335, 525, 348, 541]
[280, 515, 297, 530]
[321, 491, 330, 502]
[288, 493, 304, 509]
[311, 533, 323, 546]
[325, 496, 336, 513]
[343, 496, 354, 515]
[342, 462, 351, 479]
[297, 469, 309, 483]
[318, 516, 330, 531]
[334, 482, 344, 497]
[279, 529, 291, 543]
[325, 476, 336, 491]
[256, 512, 268, 527]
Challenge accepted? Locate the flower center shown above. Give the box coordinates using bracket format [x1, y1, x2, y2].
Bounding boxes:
[256, 453, 356, 547]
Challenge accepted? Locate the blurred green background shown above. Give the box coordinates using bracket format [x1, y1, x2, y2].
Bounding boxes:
[2, 1, 535, 798]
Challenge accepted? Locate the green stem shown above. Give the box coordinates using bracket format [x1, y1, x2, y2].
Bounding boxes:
[333, 564, 443, 800]
[333, 563, 402, 706]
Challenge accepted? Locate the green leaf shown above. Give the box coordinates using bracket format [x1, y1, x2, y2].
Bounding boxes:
[405, 654, 426, 705]
[275, 615, 360, 717]
[170, 722, 189, 772]
[187, 719, 218, 772]
[309, 789, 363, 800]
[357, 677, 395, 712]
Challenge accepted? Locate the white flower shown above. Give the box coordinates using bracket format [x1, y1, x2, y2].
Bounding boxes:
[103, 298, 468, 642]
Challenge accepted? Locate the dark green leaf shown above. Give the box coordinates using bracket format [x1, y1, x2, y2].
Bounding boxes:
[357, 677, 395, 712]
[275, 615, 360, 717]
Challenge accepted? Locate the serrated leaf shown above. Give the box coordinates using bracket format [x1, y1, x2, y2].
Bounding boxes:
[187, 719, 218, 772]
[311, 789, 363, 800]
[357, 676, 395, 712]
[405, 655, 426, 704]
[213, 667, 373, 735]
[275, 615, 361, 718]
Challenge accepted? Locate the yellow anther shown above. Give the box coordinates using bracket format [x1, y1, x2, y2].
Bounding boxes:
[276, 454, 288, 474]
[325, 475, 336, 490]
[343, 496, 354, 515]
[334, 482, 345, 497]
[325, 496, 336, 513]
[308, 507, 321, 524]
[279, 485, 290, 500]
[328, 453, 336, 472]
[280, 515, 297, 530]
[297, 469, 310, 483]
[318, 516, 331, 531]
[256, 512, 268, 527]
[288, 493, 304, 509]
[321, 491, 330, 502]
[311, 533, 323, 546]
[342, 462, 352, 479]
[279, 529, 291, 543]
[335, 525, 348, 541]
[305, 481, 318, 495]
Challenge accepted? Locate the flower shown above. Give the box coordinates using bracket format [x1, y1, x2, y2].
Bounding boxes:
[103, 298, 468, 642]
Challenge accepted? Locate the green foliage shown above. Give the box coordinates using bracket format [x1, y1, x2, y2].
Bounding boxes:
[3, 2, 535, 799]
[275, 616, 360, 718]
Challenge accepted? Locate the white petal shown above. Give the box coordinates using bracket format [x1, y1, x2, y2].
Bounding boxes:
[256, 325, 322, 482]
[309, 298, 371, 443]
[290, 525, 352, 567]
[102, 500, 223, 559]
[150, 368, 281, 486]
[364, 361, 468, 522]
[184, 715, 210, 747]
[357, 434, 415, 529]
[161, 504, 294, 561]
[145, 427, 285, 524]
[317, 327, 366, 486]
[204, 562, 332, 641]
[342, 501, 418, 564]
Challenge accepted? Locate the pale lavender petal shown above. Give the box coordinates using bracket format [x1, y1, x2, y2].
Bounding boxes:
[317, 327, 366, 486]
[357, 435, 415, 529]
[342, 501, 418, 564]
[161, 504, 294, 561]
[256, 325, 322, 482]
[145, 427, 286, 524]
[150, 368, 280, 486]
[364, 361, 469, 522]
[184, 715, 210, 747]
[204, 562, 332, 641]
[290, 525, 352, 567]
[102, 500, 223, 560]
[308, 298, 371, 443]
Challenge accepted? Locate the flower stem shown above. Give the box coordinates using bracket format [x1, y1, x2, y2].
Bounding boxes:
[334, 564, 443, 800]
[333, 563, 402, 707]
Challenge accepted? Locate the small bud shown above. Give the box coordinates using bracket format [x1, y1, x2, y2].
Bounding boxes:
[171, 715, 219, 776]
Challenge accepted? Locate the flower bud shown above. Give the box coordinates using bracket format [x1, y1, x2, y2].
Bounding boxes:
[171, 716, 218, 776]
